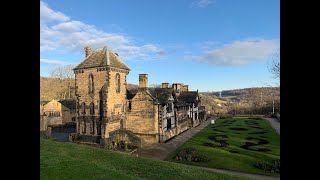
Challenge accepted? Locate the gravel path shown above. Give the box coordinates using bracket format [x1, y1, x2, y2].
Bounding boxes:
[264, 118, 280, 135]
[135, 117, 214, 160]
[186, 164, 280, 180]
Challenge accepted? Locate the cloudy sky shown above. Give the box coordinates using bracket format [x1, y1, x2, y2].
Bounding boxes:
[40, 0, 280, 91]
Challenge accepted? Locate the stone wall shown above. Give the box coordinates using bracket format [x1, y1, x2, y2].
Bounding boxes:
[106, 70, 127, 117]
[176, 121, 189, 135]
[48, 117, 62, 126]
[125, 90, 161, 145]
[75, 67, 129, 140]
[162, 128, 176, 142]
[61, 107, 76, 124]
[109, 129, 142, 147]
[126, 91, 157, 134]
[136, 134, 158, 146]
[107, 120, 121, 133]
[75, 68, 107, 110]
[40, 114, 48, 131]
[75, 67, 107, 137]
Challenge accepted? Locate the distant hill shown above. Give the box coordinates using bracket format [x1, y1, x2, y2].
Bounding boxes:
[127, 83, 139, 90]
[204, 87, 280, 98]
[200, 87, 280, 116]
[40, 76, 75, 101]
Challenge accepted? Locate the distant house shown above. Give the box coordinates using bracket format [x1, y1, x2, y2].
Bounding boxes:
[40, 100, 50, 115]
[42, 99, 76, 126]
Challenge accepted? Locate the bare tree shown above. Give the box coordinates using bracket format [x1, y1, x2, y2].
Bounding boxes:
[268, 53, 280, 81]
[49, 64, 75, 80]
[49, 65, 75, 100]
[149, 84, 162, 88]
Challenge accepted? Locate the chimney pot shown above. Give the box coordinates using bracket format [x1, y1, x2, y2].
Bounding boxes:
[84, 46, 92, 57]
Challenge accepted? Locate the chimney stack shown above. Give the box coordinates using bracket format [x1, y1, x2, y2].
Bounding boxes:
[162, 83, 169, 89]
[172, 83, 182, 92]
[183, 85, 189, 92]
[139, 74, 148, 89]
[84, 46, 92, 57]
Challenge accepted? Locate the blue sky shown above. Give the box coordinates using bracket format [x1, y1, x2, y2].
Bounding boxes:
[40, 0, 280, 92]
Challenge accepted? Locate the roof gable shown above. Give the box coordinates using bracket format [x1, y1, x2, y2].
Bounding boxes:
[58, 99, 76, 110]
[126, 89, 138, 100]
[73, 47, 130, 70]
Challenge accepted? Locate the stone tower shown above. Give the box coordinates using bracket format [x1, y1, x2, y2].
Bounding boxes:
[73, 46, 130, 145]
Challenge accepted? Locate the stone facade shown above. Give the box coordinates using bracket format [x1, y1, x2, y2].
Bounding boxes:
[73, 47, 130, 145]
[126, 90, 159, 145]
[72, 46, 206, 147]
[40, 114, 48, 131]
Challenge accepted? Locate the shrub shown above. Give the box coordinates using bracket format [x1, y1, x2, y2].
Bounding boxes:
[175, 147, 210, 162]
[254, 160, 280, 173]
[219, 114, 233, 119]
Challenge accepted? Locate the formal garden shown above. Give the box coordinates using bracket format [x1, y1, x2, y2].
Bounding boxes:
[166, 117, 280, 176]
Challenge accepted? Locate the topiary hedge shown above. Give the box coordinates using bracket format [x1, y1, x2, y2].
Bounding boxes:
[254, 159, 280, 173]
[175, 147, 210, 162]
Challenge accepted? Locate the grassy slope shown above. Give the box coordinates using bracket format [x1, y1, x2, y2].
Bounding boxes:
[166, 118, 280, 176]
[40, 139, 253, 180]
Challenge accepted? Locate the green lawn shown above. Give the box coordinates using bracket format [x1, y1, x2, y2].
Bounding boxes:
[40, 139, 254, 180]
[166, 118, 280, 176]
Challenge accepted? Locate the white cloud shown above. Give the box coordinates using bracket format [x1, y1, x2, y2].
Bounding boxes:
[40, 1, 69, 24]
[185, 39, 279, 65]
[191, 0, 213, 8]
[40, 1, 165, 61]
[40, 59, 67, 65]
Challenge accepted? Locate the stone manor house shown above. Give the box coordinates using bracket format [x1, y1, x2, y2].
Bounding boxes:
[70, 46, 206, 146]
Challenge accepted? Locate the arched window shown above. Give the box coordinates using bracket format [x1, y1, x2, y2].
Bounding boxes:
[128, 101, 132, 110]
[82, 118, 86, 134]
[91, 119, 95, 134]
[82, 103, 86, 114]
[88, 74, 94, 94]
[90, 102, 94, 115]
[99, 100, 103, 115]
[116, 73, 120, 93]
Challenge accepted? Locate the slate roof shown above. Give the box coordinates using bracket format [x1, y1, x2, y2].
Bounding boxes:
[58, 99, 76, 110]
[148, 88, 174, 104]
[40, 100, 50, 106]
[126, 89, 138, 100]
[177, 91, 199, 104]
[73, 47, 130, 70]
